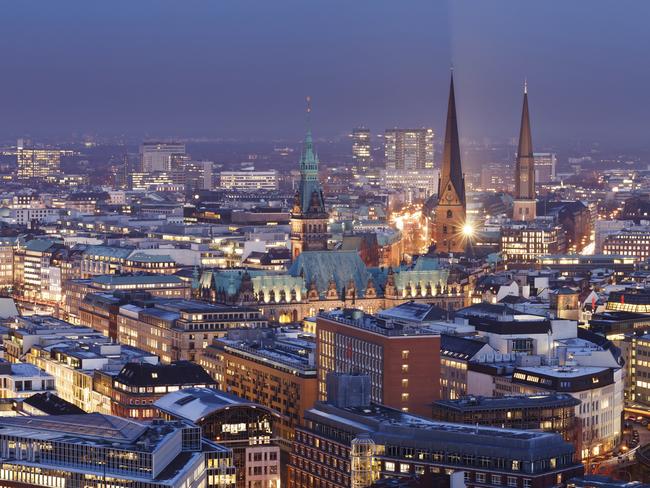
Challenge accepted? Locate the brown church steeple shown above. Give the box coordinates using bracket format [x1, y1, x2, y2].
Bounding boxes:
[513, 80, 537, 221]
[434, 73, 467, 254]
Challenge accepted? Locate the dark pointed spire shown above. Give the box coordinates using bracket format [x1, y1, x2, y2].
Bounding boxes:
[515, 80, 535, 200]
[517, 81, 533, 161]
[438, 73, 465, 204]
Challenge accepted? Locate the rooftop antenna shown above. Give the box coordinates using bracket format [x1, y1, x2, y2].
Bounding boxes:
[306, 95, 312, 124]
[524, 77, 528, 95]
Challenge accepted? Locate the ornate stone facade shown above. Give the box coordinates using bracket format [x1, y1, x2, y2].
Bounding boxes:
[200, 253, 471, 323]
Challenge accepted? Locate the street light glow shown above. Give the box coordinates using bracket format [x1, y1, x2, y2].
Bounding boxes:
[462, 222, 475, 238]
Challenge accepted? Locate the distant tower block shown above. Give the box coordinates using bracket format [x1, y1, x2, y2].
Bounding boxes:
[513, 80, 537, 221]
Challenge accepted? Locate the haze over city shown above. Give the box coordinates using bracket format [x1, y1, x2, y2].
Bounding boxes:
[1, 0, 649, 146]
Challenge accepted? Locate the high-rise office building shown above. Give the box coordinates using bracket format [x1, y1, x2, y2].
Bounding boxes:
[384, 128, 433, 170]
[351, 127, 372, 171]
[316, 309, 441, 416]
[434, 74, 467, 254]
[501, 221, 566, 263]
[172, 160, 214, 190]
[220, 169, 279, 190]
[140, 142, 186, 172]
[16, 139, 61, 179]
[513, 82, 537, 221]
[534, 152, 557, 183]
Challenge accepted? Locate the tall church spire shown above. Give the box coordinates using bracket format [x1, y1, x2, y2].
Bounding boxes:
[438, 73, 465, 205]
[434, 73, 467, 254]
[513, 80, 536, 220]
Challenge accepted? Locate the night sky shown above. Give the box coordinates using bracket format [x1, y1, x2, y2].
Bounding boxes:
[1, 1, 649, 146]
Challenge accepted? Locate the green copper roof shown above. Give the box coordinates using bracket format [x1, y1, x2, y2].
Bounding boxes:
[128, 252, 174, 263]
[252, 275, 305, 293]
[296, 129, 325, 214]
[25, 239, 57, 252]
[84, 245, 134, 259]
[289, 250, 370, 297]
[412, 256, 444, 271]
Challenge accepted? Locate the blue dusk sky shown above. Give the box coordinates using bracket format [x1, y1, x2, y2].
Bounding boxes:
[0, 0, 648, 145]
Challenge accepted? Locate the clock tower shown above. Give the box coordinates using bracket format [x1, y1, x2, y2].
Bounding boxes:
[290, 98, 329, 259]
[434, 74, 467, 254]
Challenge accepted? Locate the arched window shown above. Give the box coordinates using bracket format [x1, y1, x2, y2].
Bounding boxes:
[447, 210, 452, 219]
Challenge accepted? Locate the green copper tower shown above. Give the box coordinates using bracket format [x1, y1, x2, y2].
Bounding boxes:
[290, 97, 329, 259]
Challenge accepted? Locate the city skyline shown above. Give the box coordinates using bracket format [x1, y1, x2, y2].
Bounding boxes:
[3, 3, 650, 487]
[0, 1, 649, 147]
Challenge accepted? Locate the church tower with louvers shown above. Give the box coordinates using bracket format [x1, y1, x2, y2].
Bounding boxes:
[434, 74, 467, 254]
[290, 98, 329, 259]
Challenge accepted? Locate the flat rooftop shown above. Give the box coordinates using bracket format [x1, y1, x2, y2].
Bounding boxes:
[319, 309, 441, 337]
[516, 365, 608, 378]
[0, 413, 152, 447]
[433, 394, 580, 411]
[214, 336, 315, 373]
[307, 402, 574, 460]
[92, 274, 185, 286]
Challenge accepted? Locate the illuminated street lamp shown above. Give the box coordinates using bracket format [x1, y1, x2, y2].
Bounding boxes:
[462, 221, 475, 239]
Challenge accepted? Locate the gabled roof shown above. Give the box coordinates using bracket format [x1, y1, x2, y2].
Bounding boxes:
[116, 361, 215, 388]
[23, 392, 86, 415]
[441, 334, 489, 361]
